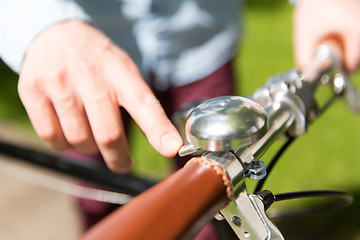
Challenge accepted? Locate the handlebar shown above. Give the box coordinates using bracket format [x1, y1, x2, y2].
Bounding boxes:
[82, 43, 357, 240]
[81, 157, 232, 240]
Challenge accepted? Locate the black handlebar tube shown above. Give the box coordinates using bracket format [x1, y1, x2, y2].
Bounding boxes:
[0, 139, 157, 195]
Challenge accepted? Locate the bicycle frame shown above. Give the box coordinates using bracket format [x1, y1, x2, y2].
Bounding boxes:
[81, 44, 357, 240]
[0, 43, 355, 239]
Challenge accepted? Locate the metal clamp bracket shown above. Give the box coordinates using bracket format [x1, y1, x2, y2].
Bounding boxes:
[204, 151, 284, 240]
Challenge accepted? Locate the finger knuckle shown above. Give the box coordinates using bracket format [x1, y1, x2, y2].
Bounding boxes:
[68, 133, 98, 154]
[37, 128, 69, 151]
[139, 93, 160, 106]
[47, 69, 69, 91]
[97, 130, 123, 147]
[111, 49, 137, 74]
[54, 90, 77, 108]
[78, 58, 97, 75]
[17, 76, 41, 95]
[126, 92, 160, 111]
[67, 131, 90, 146]
[47, 68, 65, 81]
[38, 128, 59, 143]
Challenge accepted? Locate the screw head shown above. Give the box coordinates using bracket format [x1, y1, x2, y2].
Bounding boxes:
[231, 215, 242, 226]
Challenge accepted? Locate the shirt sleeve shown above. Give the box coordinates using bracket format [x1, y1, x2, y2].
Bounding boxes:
[0, 0, 91, 73]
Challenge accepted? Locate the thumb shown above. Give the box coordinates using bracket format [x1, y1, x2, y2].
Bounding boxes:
[343, 35, 360, 73]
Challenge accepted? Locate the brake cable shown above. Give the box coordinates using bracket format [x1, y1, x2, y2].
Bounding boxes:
[253, 136, 353, 218]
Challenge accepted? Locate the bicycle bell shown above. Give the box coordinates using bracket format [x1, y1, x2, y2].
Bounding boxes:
[185, 96, 269, 151]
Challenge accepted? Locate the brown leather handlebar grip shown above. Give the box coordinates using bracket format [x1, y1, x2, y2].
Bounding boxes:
[81, 157, 232, 240]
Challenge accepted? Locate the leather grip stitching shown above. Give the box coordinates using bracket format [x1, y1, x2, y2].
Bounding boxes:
[185, 157, 233, 201]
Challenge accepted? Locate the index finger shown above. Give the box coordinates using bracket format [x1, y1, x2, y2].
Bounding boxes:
[105, 58, 183, 157]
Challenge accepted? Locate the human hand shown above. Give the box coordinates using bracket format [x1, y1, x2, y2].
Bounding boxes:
[18, 20, 183, 173]
[293, 0, 360, 73]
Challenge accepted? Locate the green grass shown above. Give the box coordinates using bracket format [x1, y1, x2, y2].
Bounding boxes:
[237, 3, 360, 239]
[1, 1, 360, 238]
[239, 2, 360, 192]
[0, 62, 28, 122]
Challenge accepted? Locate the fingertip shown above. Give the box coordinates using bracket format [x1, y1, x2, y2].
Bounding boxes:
[107, 156, 132, 174]
[100, 139, 133, 174]
[159, 132, 183, 158]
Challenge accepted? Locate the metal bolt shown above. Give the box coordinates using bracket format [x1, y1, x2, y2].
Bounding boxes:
[231, 216, 242, 227]
[249, 169, 267, 180]
[246, 159, 267, 180]
[243, 231, 251, 238]
[248, 159, 265, 174]
[214, 212, 225, 221]
[252, 158, 260, 166]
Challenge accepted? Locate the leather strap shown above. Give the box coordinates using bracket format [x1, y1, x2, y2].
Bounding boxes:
[81, 157, 232, 240]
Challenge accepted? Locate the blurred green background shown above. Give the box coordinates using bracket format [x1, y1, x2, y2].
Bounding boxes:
[0, 1, 360, 239]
